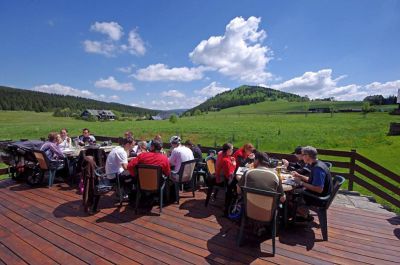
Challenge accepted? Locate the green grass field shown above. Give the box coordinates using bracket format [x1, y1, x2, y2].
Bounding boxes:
[1, 106, 400, 212]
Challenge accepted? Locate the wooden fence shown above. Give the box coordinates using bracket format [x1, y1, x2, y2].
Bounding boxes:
[1, 135, 399, 208]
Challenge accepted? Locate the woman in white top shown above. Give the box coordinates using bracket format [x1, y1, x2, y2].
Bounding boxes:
[58, 128, 72, 150]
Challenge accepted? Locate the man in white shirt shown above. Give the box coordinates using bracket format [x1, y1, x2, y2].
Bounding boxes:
[169, 136, 194, 181]
[105, 137, 135, 178]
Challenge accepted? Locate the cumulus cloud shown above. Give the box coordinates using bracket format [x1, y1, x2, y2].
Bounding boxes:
[132, 96, 207, 110]
[190, 16, 272, 83]
[84, 22, 145, 57]
[94, 76, 134, 91]
[133, 64, 205, 81]
[121, 29, 146, 56]
[83, 40, 117, 57]
[117, 64, 135, 73]
[32, 83, 100, 100]
[195, 82, 230, 97]
[90, 21, 124, 41]
[110, 95, 120, 101]
[161, 89, 185, 98]
[271, 69, 400, 100]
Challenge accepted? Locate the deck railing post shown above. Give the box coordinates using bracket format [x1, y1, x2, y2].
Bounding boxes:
[348, 149, 356, 191]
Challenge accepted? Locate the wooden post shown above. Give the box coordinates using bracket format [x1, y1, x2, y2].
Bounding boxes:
[348, 149, 356, 191]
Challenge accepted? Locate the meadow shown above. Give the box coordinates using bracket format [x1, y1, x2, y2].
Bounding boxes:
[0, 108, 399, 211]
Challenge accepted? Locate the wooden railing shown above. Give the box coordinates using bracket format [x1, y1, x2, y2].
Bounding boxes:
[1, 136, 399, 208]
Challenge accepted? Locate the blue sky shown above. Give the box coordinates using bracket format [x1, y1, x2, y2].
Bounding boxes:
[1, 0, 399, 110]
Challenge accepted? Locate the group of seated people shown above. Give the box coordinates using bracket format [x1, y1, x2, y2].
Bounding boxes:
[40, 127, 332, 223]
[211, 142, 331, 221]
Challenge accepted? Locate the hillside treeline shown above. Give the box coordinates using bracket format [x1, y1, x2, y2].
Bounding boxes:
[186, 85, 306, 114]
[0, 86, 158, 116]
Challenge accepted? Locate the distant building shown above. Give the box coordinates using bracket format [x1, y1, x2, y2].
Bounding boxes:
[81, 109, 116, 120]
[149, 115, 162, 120]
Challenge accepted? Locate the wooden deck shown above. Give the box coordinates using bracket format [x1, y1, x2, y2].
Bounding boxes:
[0, 179, 399, 265]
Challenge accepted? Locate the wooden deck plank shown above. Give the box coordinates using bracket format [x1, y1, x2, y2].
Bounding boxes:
[0, 195, 142, 265]
[0, 210, 86, 265]
[39, 184, 396, 263]
[0, 242, 27, 265]
[0, 226, 56, 265]
[0, 179, 399, 265]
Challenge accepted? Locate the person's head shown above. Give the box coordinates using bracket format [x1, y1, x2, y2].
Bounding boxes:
[60, 128, 68, 139]
[169, 135, 181, 147]
[184, 140, 194, 149]
[253, 151, 270, 168]
[122, 137, 135, 150]
[82, 128, 90, 137]
[242, 143, 255, 155]
[56, 134, 62, 144]
[124, 130, 133, 138]
[47, 132, 58, 143]
[301, 146, 318, 163]
[293, 146, 303, 161]
[208, 149, 216, 157]
[138, 141, 147, 150]
[154, 134, 162, 141]
[150, 139, 163, 152]
[222, 143, 234, 156]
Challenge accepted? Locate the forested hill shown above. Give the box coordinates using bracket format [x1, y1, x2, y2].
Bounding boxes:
[0, 86, 158, 116]
[185, 85, 307, 114]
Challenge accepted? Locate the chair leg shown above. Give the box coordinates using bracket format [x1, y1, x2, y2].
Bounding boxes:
[272, 211, 277, 256]
[192, 178, 195, 198]
[317, 209, 328, 241]
[135, 191, 141, 214]
[160, 184, 164, 214]
[116, 175, 123, 206]
[237, 214, 246, 246]
[175, 183, 180, 204]
[205, 185, 214, 207]
[48, 170, 55, 187]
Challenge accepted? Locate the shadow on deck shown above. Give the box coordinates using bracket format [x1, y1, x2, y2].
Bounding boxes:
[0, 179, 399, 265]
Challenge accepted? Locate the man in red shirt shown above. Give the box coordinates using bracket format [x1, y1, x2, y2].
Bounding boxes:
[127, 140, 170, 177]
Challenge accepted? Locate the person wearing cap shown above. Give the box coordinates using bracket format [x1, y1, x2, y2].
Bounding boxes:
[237, 151, 285, 201]
[168, 136, 194, 181]
[184, 140, 203, 161]
[292, 146, 333, 219]
[233, 143, 255, 169]
[127, 140, 170, 177]
[282, 146, 310, 175]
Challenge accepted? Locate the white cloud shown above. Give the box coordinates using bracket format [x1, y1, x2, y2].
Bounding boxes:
[117, 64, 135, 73]
[161, 89, 185, 98]
[83, 22, 145, 57]
[195, 82, 230, 97]
[190, 16, 272, 83]
[83, 40, 117, 57]
[32, 83, 100, 100]
[110, 95, 120, 101]
[121, 29, 146, 56]
[90, 21, 123, 41]
[271, 69, 400, 100]
[365, 80, 400, 95]
[94, 76, 134, 91]
[133, 64, 205, 82]
[132, 96, 207, 110]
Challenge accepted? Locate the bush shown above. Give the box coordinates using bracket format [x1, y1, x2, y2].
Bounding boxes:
[169, 114, 178, 124]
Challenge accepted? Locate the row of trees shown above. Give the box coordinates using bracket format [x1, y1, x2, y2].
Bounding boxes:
[185, 85, 306, 115]
[363, 95, 397, 105]
[0, 86, 158, 116]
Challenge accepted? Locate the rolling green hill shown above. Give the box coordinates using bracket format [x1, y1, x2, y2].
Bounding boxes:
[185, 85, 306, 114]
[0, 85, 158, 116]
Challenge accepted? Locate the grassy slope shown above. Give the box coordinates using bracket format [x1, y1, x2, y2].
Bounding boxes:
[1, 106, 400, 211]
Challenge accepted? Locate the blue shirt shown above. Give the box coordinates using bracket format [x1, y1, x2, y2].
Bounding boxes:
[311, 167, 326, 188]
